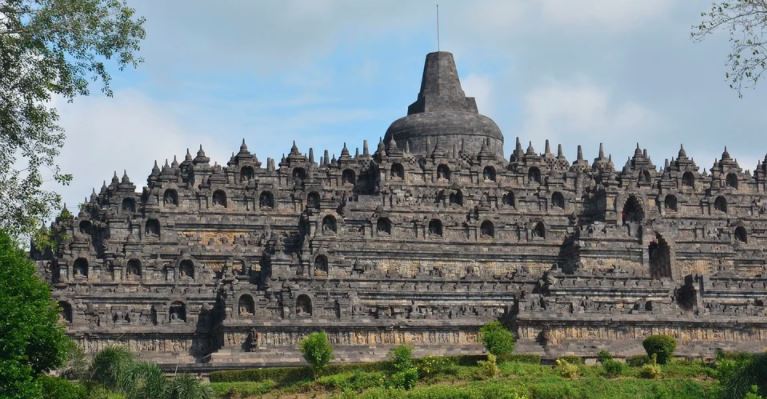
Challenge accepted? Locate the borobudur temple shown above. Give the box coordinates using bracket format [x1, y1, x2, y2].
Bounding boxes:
[35, 51, 767, 369]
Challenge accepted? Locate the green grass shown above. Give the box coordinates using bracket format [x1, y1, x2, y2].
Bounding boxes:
[209, 358, 721, 399]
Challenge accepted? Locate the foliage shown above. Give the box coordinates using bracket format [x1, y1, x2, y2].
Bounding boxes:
[597, 350, 613, 363]
[479, 321, 515, 358]
[88, 346, 133, 390]
[555, 358, 579, 379]
[299, 331, 333, 377]
[627, 355, 650, 367]
[477, 353, 500, 378]
[643, 335, 677, 365]
[602, 359, 624, 378]
[0, 0, 145, 240]
[316, 370, 386, 393]
[208, 381, 275, 398]
[389, 367, 419, 390]
[692, 1, 767, 96]
[504, 354, 542, 364]
[389, 345, 415, 372]
[38, 375, 87, 399]
[415, 356, 457, 379]
[640, 355, 663, 379]
[0, 229, 70, 399]
[558, 355, 584, 365]
[164, 374, 214, 399]
[745, 385, 766, 399]
[717, 352, 767, 399]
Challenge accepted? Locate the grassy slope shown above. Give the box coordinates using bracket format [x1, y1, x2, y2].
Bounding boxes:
[210, 360, 720, 399]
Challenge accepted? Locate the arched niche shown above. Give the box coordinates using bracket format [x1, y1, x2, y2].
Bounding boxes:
[682, 172, 695, 188]
[480, 220, 495, 239]
[622, 195, 644, 224]
[307, 192, 321, 210]
[714, 196, 728, 214]
[59, 301, 73, 323]
[528, 167, 542, 184]
[532, 222, 546, 239]
[483, 166, 496, 182]
[342, 169, 356, 185]
[390, 163, 405, 180]
[240, 166, 255, 182]
[126, 259, 141, 280]
[238, 295, 255, 316]
[322, 215, 337, 235]
[163, 189, 178, 207]
[169, 301, 186, 323]
[551, 192, 565, 209]
[649, 234, 672, 279]
[179, 259, 195, 280]
[449, 190, 463, 206]
[121, 197, 136, 213]
[73, 258, 88, 278]
[292, 167, 307, 185]
[145, 219, 160, 238]
[78, 220, 92, 235]
[377, 218, 392, 235]
[314, 255, 328, 276]
[504, 191, 515, 208]
[664, 195, 678, 212]
[428, 219, 443, 237]
[436, 164, 450, 181]
[734, 226, 748, 243]
[212, 190, 227, 208]
[726, 173, 738, 189]
[259, 191, 274, 209]
[296, 294, 312, 317]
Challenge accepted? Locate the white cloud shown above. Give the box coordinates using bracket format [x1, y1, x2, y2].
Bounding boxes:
[518, 81, 658, 153]
[53, 90, 230, 209]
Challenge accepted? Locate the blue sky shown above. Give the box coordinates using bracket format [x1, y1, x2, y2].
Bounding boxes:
[54, 0, 767, 209]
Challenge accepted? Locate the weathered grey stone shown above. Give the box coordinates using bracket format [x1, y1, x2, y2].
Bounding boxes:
[34, 51, 767, 368]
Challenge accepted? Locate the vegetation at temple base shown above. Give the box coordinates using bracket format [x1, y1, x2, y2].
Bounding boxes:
[693, 1, 767, 96]
[0, 229, 70, 399]
[642, 335, 677, 365]
[0, 0, 145, 241]
[299, 331, 334, 378]
[479, 320, 516, 358]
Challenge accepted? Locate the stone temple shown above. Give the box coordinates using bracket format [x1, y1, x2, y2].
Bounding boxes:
[36, 51, 767, 369]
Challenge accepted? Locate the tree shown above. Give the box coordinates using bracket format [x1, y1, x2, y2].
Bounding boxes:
[299, 331, 333, 377]
[479, 321, 515, 358]
[0, 0, 145, 240]
[0, 229, 70, 399]
[642, 335, 677, 365]
[693, 1, 767, 96]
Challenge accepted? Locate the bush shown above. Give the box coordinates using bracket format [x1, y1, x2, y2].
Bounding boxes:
[602, 359, 624, 378]
[477, 354, 500, 378]
[119, 361, 166, 399]
[165, 374, 214, 399]
[640, 362, 662, 379]
[504, 354, 542, 364]
[718, 352, 767, 399]
[597, 350, 613, 364]
[626, 355, 650, 367]
[299, 331, 333, 377]
[89, 346, 134, 390]
[316, 370, 386, 392]
[415, 356, 457, 379]
[38, 375, 86, 399]
[479, 321, 515, 357]
[558, 356, 584, 365]
[389, 367, 419, 390]
[555, 359, 579, 379]
[389, 345, 414, 372]
[642, 335, 677, 365]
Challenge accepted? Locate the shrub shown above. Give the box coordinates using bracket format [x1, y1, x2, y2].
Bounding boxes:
[389, 345, 414, 372]
[316, 370, 386, 392]
[597, 350, 613, 364]
[642, 335, 677, 365]
[165, 373, 214, 399]
[504, 354, 542, 364]
[558, 356, 584, 365]
[389, 367, 419, 390]
[119, 361, 167, 399]
[640, 355, 662, 379]
[555, 358, 579, 379]
[299, 331, 333, 377]
[89, 346, 134, 390]
[718, 352, 767, 399]
[602, 359, 624, 377]
[38, 375, 87, 399]
[415, 356, 457, 379]
[477, 354, 500, 378]
[479, 321, 515, 357]
[626, 355, 650, 367]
